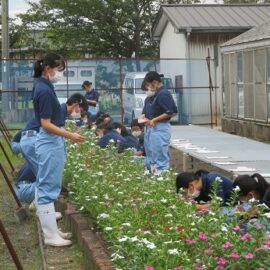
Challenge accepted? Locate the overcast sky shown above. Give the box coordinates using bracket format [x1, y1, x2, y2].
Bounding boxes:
[9, 0, 39, 19]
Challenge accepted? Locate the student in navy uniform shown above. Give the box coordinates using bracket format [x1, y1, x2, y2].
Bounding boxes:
[118, 125, 139, 153]
[143, 71, 177, 174]
[76, 111, 89, 127]
[11, 130, 22, 154]
[60, 93, 88, 121]
[82, 80, 99, 116]
[130, 119, 145, 156]
[20, 117, 41, 176]
[176, 170, 233, 209]
[233, 173, 270, 208]
[97, 122, 126, 148]
[33, 53, 85, 247]
[14, 162, 36, 203]
[19, 93, 88, 179]
[138, 80, 156, 170]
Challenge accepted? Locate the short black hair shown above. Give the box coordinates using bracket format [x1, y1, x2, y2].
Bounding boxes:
[144, 71, 164, 83]
[82, 81, 92, 89]
[176, 172, 200, 193]
[66, 93, 88, 111]
[130, 119, 144, 129]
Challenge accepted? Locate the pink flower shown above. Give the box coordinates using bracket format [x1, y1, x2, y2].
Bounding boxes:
[145, 267, 154, 270]
[229, 252, 240, 258]
[197, 232, 208, 241]
[211, 233, 218, 238]
[174, 267, 184, 270]
[264, 241, 270, 247]
[245, 252, 254, 259]
[222, 242, 234, 248]
[199, 208, 209, 213]
[217, 257, 228, 265]
[186, 239, 197, 244]
[240, 233, 253, 240]
[232, 225, 242, 231]
[204, 249, 214, 254]
[256, 268, 265, 270]
[255, 224, 263, 229]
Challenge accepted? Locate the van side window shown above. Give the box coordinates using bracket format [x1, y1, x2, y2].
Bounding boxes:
[63, 71, 75, 77]
[80, 70, 93, 77]
[125, 78, 134, 94]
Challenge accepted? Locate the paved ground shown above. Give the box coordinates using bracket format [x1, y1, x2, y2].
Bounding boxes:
[171, 125, 270, 179]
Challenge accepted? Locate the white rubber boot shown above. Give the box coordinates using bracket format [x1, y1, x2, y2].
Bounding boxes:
[55, 212, 62, 221]
[37, 203, 72, 247]
[58, 229, 72, 240]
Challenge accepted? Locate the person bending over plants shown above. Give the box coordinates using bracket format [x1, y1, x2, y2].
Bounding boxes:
[176, 170, 233, 210]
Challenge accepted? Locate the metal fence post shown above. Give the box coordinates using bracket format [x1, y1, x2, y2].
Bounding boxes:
[0, 219, 24, 270]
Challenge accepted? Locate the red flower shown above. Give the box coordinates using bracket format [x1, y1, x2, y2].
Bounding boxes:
[177, 226, 183, 233]
[165, 226, 172, 231]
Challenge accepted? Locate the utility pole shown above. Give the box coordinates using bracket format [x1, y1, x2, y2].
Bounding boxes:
[1, 0, 10, 112]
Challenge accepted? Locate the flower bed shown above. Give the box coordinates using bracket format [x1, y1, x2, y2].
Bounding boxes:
[63, 128, 270, 270]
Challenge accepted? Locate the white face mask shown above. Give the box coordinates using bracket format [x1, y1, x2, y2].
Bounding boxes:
[83, 119, 88, 123]
[132, 131, 142, 138]
[145, 90, 155, 97]
[70, 110, 81, 119]
[49, 70, 63, 83]
[188, 188, 201, 199]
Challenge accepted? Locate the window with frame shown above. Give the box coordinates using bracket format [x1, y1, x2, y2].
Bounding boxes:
[237, 52, 244, 118]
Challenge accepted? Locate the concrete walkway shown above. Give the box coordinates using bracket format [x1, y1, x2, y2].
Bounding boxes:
[171, 125, 270, 179]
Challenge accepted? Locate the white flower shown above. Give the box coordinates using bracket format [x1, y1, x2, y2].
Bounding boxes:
[157, 177, 164, 181]
[97, 213, 110, 219]
[215, 176, 223, 183]
[97, 171, 104, 176]
[130, 236, 139, 242]
[121, 223, 131, 227]
[165, 213, 173, 218]
[79, 206, 84, 211]
[221, 225, 228, 232]
[160, 198, 167, 203]
[111, 254, 124, 261]
[146, 242, 156, 249]
[168, 248, 179, 255]
[233, 186, 240, 192]
[118, 236, 129, 242]
[104, 227, 113, 231]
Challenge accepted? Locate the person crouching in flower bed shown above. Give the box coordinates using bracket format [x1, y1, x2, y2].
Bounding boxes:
[233, 173, 270, 208]
[96, 122, 127, 149]
[176, 170, 233, 210]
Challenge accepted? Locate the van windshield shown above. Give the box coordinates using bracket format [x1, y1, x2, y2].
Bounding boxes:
[54, 84, 83, 98]
[134, 78, 175, 94]
[135, 78, 145, 94]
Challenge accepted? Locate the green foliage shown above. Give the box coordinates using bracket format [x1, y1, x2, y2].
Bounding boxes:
[11, 0, 198, 58]
[63, 127, 270, 269]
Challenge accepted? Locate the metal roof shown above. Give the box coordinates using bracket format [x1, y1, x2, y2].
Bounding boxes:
[153, 4, 270, 38]
[221, 20, 270, 47]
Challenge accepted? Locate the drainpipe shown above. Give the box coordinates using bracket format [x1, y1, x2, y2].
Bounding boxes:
[186, 28, 192, 124]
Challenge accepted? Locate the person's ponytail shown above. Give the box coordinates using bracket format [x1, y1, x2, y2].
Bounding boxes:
[251, 173, 270, 198]
[33, 59, 44, 78]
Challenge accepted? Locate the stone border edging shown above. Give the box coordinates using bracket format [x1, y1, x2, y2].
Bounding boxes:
[55, 198, 114, 270]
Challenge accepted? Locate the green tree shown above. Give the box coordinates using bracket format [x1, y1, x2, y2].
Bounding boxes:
[13, 0, 197, 58]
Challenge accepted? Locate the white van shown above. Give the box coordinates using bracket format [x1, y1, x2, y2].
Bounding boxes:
[54, 81, 84, 104]
[122, 72, 179, 124]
